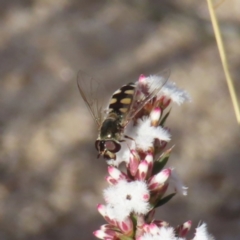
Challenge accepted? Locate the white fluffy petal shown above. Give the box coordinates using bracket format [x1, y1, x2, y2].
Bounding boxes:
[134, 117, 171, 151]
[193, 223, 215, 240]
[143, 75, 167, 94]
[158, 82, 191, 105]
[140, 227, 184, 240]
[139, 74, 190, 105]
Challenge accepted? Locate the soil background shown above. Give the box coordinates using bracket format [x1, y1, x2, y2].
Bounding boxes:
[0, 1, 240, 239]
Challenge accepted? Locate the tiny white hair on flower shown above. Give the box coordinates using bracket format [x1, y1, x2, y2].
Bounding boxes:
[193, 223, 215, 240]
[169, 168, 188, 196]
[141, 75, 167, 94]
[103, 180, 150, 221]
[158, 81, 191, 105]
[132, 117, 171, 151]
[140, 226, 185, 240]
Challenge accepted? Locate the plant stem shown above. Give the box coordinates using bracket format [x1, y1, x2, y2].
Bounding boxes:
[206, 0, 240, 124]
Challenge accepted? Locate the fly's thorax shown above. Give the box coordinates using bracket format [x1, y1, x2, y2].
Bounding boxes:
[99, 117, 122, 140]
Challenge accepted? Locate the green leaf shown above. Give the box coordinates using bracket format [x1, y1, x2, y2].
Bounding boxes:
[152, 146, 174, 175]
[154, 193, 176, 209]
[160, 109, 171, 126]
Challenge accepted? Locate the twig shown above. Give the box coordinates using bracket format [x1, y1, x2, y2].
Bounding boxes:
[206, 0, 240, 124]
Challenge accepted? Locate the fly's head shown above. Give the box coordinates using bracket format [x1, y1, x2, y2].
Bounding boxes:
[95, 139, 121, 160]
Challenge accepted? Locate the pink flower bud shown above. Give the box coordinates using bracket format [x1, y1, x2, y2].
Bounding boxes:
[105, 176, 118, 185]
[142, 223, 151, 232]
[104, 216, 117, 226]
[118, 217, 133, 235]
[148, 168, 171, 191]
[150, 107, 161, 126]
[138, 74, 146, 82]
[97, 204, 106, 217]
[108, 166, 126, 180]
[97, 205, 116, 225]
[148, 223, 159, 234]
[145, 153, 153, 165]
[100, 224, 116, 231]
[175, 220, 192, 237]
[153, 220, 169, 227]
[158, 96, 171, 109]
[93, 229, 115, 239]
[128, 150, 140, 177]
[145, 153, 153, 176]
[136, 160, 148, 181]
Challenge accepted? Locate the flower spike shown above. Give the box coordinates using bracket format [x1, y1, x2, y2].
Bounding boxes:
[93, 73, 214, 240]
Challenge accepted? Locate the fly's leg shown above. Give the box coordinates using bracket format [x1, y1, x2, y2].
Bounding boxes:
[119, 135, 136, 151]
[119, 135, 135, 142]
[124, 135, 135, 141]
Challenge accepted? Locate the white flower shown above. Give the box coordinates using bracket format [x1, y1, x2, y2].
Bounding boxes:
[107, 116, 170, 165]
[142, 75, 167, 94]
[193, 223, 215, 240]
[103, 180, 150, 221]
[138, 74, 190, 105]
[140, 226, 185, 240]
[158, 81, 191, 105]
[132, 117, 171, 151]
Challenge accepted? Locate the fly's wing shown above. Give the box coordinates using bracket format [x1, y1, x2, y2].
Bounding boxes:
[123, 69, 170, 125]
[77, 70, 105, 128]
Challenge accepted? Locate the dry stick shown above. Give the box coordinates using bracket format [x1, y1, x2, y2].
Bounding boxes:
[206, 0, 240, 124]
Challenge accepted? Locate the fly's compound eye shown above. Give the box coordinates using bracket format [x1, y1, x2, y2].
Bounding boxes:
[95, 140, 105, 151]
[105, 141, 121, 153]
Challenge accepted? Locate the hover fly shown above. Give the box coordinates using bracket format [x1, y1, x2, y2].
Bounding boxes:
[77, 71, 169, 160]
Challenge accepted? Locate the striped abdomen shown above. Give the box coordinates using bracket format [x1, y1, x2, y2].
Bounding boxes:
[108, 83, 136, 116]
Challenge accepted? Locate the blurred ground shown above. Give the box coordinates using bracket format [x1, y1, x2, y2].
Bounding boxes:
[0, 0, 240, 239]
